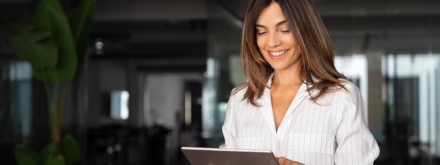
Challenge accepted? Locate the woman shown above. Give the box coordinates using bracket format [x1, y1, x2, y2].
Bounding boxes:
[221, 0, 380, 164]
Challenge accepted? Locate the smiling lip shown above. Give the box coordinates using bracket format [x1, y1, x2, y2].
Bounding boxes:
[268, 49, 289, 59]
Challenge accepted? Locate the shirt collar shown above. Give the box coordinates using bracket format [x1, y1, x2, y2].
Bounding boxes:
[264, 73, 321, 98]
[266, 73, 318, 88]
[265, 73, 274, 89]
[260, 73, 312, 108]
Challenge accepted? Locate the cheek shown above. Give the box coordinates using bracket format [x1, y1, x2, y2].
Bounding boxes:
[256, 37, 265, 51]
[285, 39, 300, 53]
[282, 35, 296, 46]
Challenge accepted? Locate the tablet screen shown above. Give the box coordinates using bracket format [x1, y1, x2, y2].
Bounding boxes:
[181, 147, 279, 165]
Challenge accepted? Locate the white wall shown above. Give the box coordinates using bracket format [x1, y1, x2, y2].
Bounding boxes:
[144, 73, 205, 128]
[144, 73, 205, 164]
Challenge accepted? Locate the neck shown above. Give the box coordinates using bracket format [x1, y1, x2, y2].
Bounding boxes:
[272, 66, 302, 86]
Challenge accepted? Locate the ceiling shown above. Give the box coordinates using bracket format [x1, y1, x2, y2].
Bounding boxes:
[0, 0, 439, 60]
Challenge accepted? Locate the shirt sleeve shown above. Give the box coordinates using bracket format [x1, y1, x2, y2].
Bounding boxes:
[334, 83, 380, 165]
[221, 95, 236, 149]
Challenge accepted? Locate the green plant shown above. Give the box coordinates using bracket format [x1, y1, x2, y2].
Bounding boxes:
[1, 0, 95, 164]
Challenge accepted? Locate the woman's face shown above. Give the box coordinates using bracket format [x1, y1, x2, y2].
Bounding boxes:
[255, 2, 300, 71]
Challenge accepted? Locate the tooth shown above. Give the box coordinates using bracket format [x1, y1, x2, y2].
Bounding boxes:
[270, 50, 286, 56]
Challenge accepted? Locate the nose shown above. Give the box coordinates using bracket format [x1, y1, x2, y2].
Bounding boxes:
[267, 33, 281, 48]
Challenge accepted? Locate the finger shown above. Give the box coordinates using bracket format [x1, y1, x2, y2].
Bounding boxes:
[278, 157, 287, 165]
[292, 161, 304, 165]
[279, 158, 302, 165]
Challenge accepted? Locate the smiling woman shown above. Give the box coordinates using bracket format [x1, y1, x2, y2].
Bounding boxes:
[255, 4, 300, 73]
[222, 0, 380, 165]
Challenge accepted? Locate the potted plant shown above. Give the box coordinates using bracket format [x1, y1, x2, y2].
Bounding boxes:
[1, 0, 95, 164]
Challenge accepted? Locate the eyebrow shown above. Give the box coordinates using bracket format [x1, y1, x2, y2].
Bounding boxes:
[255, 20, 288, 28]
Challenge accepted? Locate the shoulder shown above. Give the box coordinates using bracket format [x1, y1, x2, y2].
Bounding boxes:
[331, 79, 363, 109]
[229, 83, 248, 101]
[338, 79, 360, 94]
[320, 79, 361, 105]
[310, 78, 360, 100]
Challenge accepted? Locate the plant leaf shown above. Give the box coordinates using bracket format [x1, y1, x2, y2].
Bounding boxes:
[14, 144, 39, 165]
[47, 154, 66, 165]
[6, 22, 58, 70]
[33, 68, 60, 83]
[62, 134, 81, 165]
[35, 0, 78, 83]
[28, 26, 51, 41]
[40, 143, 59, 165]
[70, 0, 96, 64]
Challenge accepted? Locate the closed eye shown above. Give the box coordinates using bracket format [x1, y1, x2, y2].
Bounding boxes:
[257, 31, 268, 35]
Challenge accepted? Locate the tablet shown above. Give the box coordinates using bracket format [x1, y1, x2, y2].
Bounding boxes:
[181, 147, 279, 165]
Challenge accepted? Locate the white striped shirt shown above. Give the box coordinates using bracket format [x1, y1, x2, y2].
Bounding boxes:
[222, 77, 380, 165]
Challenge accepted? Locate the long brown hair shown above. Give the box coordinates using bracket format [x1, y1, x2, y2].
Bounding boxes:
[236, 0, 347, 106]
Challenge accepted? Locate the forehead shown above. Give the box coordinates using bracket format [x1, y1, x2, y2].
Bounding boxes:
[256, 2, 286, 26]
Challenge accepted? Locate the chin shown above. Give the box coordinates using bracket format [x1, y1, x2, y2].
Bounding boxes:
[269, 64, 286, 71]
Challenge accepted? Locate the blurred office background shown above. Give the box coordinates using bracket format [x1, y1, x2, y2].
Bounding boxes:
[0, 0, 439, 164]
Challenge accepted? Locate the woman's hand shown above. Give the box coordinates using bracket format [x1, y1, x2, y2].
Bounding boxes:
[277, 157, 304, 165]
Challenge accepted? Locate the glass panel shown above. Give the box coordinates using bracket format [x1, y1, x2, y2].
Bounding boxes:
[204, 0, 244, 147]
[110, 90, 129, 120]
[0, 59, 33, 163]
